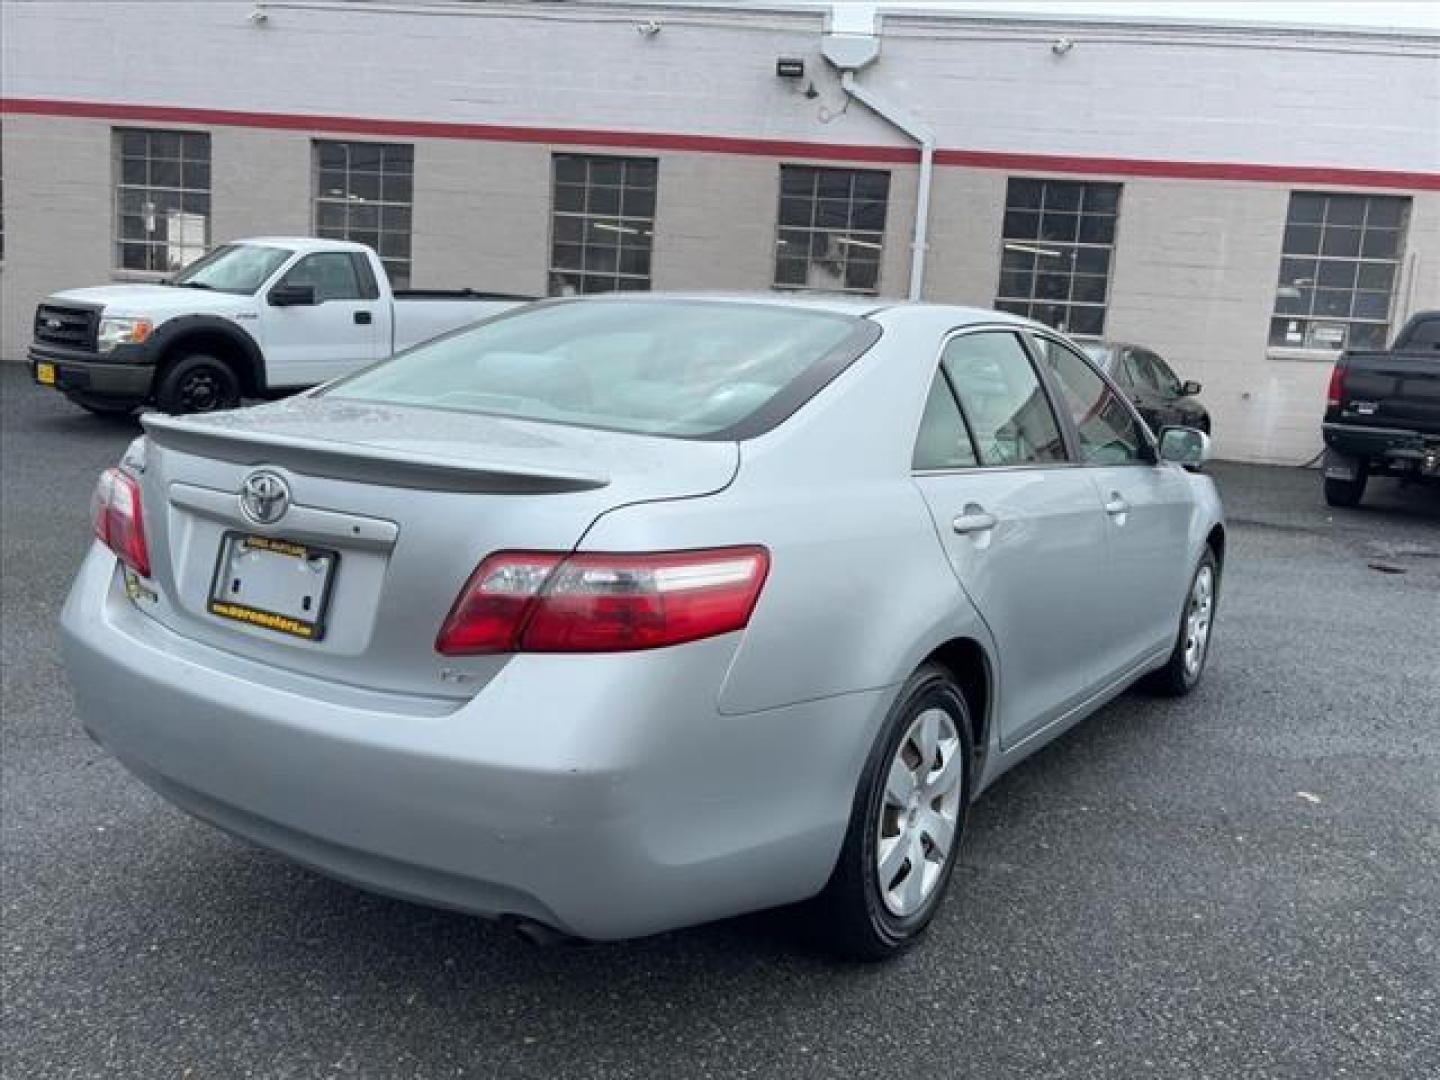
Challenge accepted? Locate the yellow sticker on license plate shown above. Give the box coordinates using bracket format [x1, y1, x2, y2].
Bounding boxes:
[207, 532, 338, 641]
[36, 362, 56, 386]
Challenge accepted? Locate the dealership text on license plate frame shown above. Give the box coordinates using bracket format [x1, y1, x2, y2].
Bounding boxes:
[207, 532, 339, 641]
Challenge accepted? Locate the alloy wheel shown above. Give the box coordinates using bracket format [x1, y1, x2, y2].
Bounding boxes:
[875, 706, 964, 917]
[1183, 564, 1214, 678]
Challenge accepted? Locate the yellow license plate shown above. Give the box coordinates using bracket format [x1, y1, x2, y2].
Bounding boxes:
[36, 362, 56, 386]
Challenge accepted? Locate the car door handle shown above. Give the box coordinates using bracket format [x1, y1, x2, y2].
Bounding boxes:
[1104, 494, 1130, 517]
[354, 311, 373, 325]
[952, 509, 998, 535]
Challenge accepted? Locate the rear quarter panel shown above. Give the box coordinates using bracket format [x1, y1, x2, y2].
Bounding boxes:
[577, 311, 998, 718]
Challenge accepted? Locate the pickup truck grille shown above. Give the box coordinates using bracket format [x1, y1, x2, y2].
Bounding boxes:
[33, 304, 100, 351]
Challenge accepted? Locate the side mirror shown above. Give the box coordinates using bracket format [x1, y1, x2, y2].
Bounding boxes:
[1180, 379, 1203, 397]
[269, 283, 318, 307]
[1157, 426, 1211, 470]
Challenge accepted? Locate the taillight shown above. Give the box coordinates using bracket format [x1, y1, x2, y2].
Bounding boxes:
[435, 553, 565, 655]
[90, 467, 151, 578]
[436, 547, 770, 655]
[1327, 363, 1346, 410]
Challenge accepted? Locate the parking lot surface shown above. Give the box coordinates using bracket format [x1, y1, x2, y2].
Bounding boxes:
[3, 365, 1438, 1079]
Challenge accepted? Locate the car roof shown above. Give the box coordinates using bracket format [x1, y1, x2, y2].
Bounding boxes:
[232, 236, 374, 254]
[564, 291, 1038, 328]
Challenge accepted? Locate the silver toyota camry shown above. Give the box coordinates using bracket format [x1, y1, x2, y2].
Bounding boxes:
[62, 295, 1224, 959]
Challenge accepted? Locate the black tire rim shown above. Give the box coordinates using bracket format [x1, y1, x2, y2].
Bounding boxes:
[180, 369, 227, 412]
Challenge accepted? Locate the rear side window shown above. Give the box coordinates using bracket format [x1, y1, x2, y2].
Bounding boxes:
[1123, 349, 1157, 391]
[281, 252, 364, 302]
[1135, 348, 1182, 395]
[941, 331, 1067, 467]
[327, 299, 873, 439]
[912, 372, 979, 470]
[1032, 335, 1150, 464]
[1400, 315, 1440, 349]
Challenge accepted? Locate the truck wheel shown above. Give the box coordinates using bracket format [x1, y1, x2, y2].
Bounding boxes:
[811, 664, 972, 961]
[65, 393, 137, 419]
[155, 354, 241, 414]
[1323, 469, 1368, 508]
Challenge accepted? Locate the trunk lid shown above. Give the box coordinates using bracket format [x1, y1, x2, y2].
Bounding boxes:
[133, 396, 738, 698]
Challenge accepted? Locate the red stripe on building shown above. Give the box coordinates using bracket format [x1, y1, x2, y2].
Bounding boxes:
[3, 96, 1437, 190]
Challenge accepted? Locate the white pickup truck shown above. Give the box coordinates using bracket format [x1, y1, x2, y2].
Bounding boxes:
[29, 237, 527, 416]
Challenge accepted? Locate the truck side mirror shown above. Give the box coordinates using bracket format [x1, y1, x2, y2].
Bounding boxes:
[1180, 379, 1203, 397]
[1157, 426, 1211, 470]
[269, 283, 318, 307]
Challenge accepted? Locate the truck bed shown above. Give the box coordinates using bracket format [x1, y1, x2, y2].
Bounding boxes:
[393, 289, 534, 301]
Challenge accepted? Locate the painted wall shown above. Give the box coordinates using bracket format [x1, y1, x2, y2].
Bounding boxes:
[4, 2, 1435, 174]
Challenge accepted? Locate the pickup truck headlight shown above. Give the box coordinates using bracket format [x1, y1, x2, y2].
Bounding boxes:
[97, 317, 154, 353]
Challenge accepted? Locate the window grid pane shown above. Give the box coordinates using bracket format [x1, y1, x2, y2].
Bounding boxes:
[994, 177, 1121, 337]
[1270, 192, 1410, 350]
[312, 140, 415, 288]
[112, 128, 212, 272]
[771, 165, 889, 295]
[549, 154, 658, 296]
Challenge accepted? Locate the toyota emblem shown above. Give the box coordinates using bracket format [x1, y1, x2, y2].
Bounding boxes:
[46, 318, 63, 330]
[239, 470, 291, 525]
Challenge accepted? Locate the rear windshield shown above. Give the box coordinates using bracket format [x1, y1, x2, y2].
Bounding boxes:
[326, 299, 872, 438]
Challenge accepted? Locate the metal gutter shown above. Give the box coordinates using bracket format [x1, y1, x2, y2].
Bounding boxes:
[822, 35, 936, 301]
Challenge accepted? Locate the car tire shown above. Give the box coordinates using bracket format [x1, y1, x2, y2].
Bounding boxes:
[66, 393, 137, 419]
[1145, 547, 1219, 697]
[1323, 469, 1368, 508]
[811, 663, 973, 961]
[154, 354, 241, 415]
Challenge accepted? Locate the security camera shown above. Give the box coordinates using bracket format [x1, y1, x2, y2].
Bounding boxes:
[636, 19, 661, 37]
[1051, 37, 1074, 55]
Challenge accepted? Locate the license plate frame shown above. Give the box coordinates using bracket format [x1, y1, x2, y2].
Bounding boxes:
[35, 362, 56, 386]
[206, 532, 339, 641]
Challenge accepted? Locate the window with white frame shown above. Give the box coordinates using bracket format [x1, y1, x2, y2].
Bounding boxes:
[114, 128, 211, 272]
[994, 178, 1121, 337]
[313, 140, 414, 288]
[1270, 192, 1410, 351]
[549, 154, 657, 295]
[774, 166, 889, 293]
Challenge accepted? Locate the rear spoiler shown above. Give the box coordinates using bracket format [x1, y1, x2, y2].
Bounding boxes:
[141, 413, 609, 494]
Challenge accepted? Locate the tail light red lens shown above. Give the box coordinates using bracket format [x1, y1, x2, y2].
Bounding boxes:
[1327, 363, 1346, 409]
[435, 553, 564, 655]
[90, 467, 151, 578]
[436, 547, 770, 655]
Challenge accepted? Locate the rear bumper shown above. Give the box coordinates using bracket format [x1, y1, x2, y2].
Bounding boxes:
[30, 342, 155, 401]
[1323, 421, 1440, 467]
[61, 546, 882, 939]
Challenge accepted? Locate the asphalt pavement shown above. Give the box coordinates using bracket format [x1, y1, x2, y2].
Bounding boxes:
[3, 364, 1438, 1079]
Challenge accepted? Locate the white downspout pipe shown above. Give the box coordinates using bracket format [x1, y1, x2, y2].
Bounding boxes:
[837, 71, 935, 301]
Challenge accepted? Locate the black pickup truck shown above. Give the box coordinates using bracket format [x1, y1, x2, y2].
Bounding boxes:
[1321, 311, 1440, 507]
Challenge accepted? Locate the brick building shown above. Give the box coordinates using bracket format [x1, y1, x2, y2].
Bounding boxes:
[1, 0, 1436, 461]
